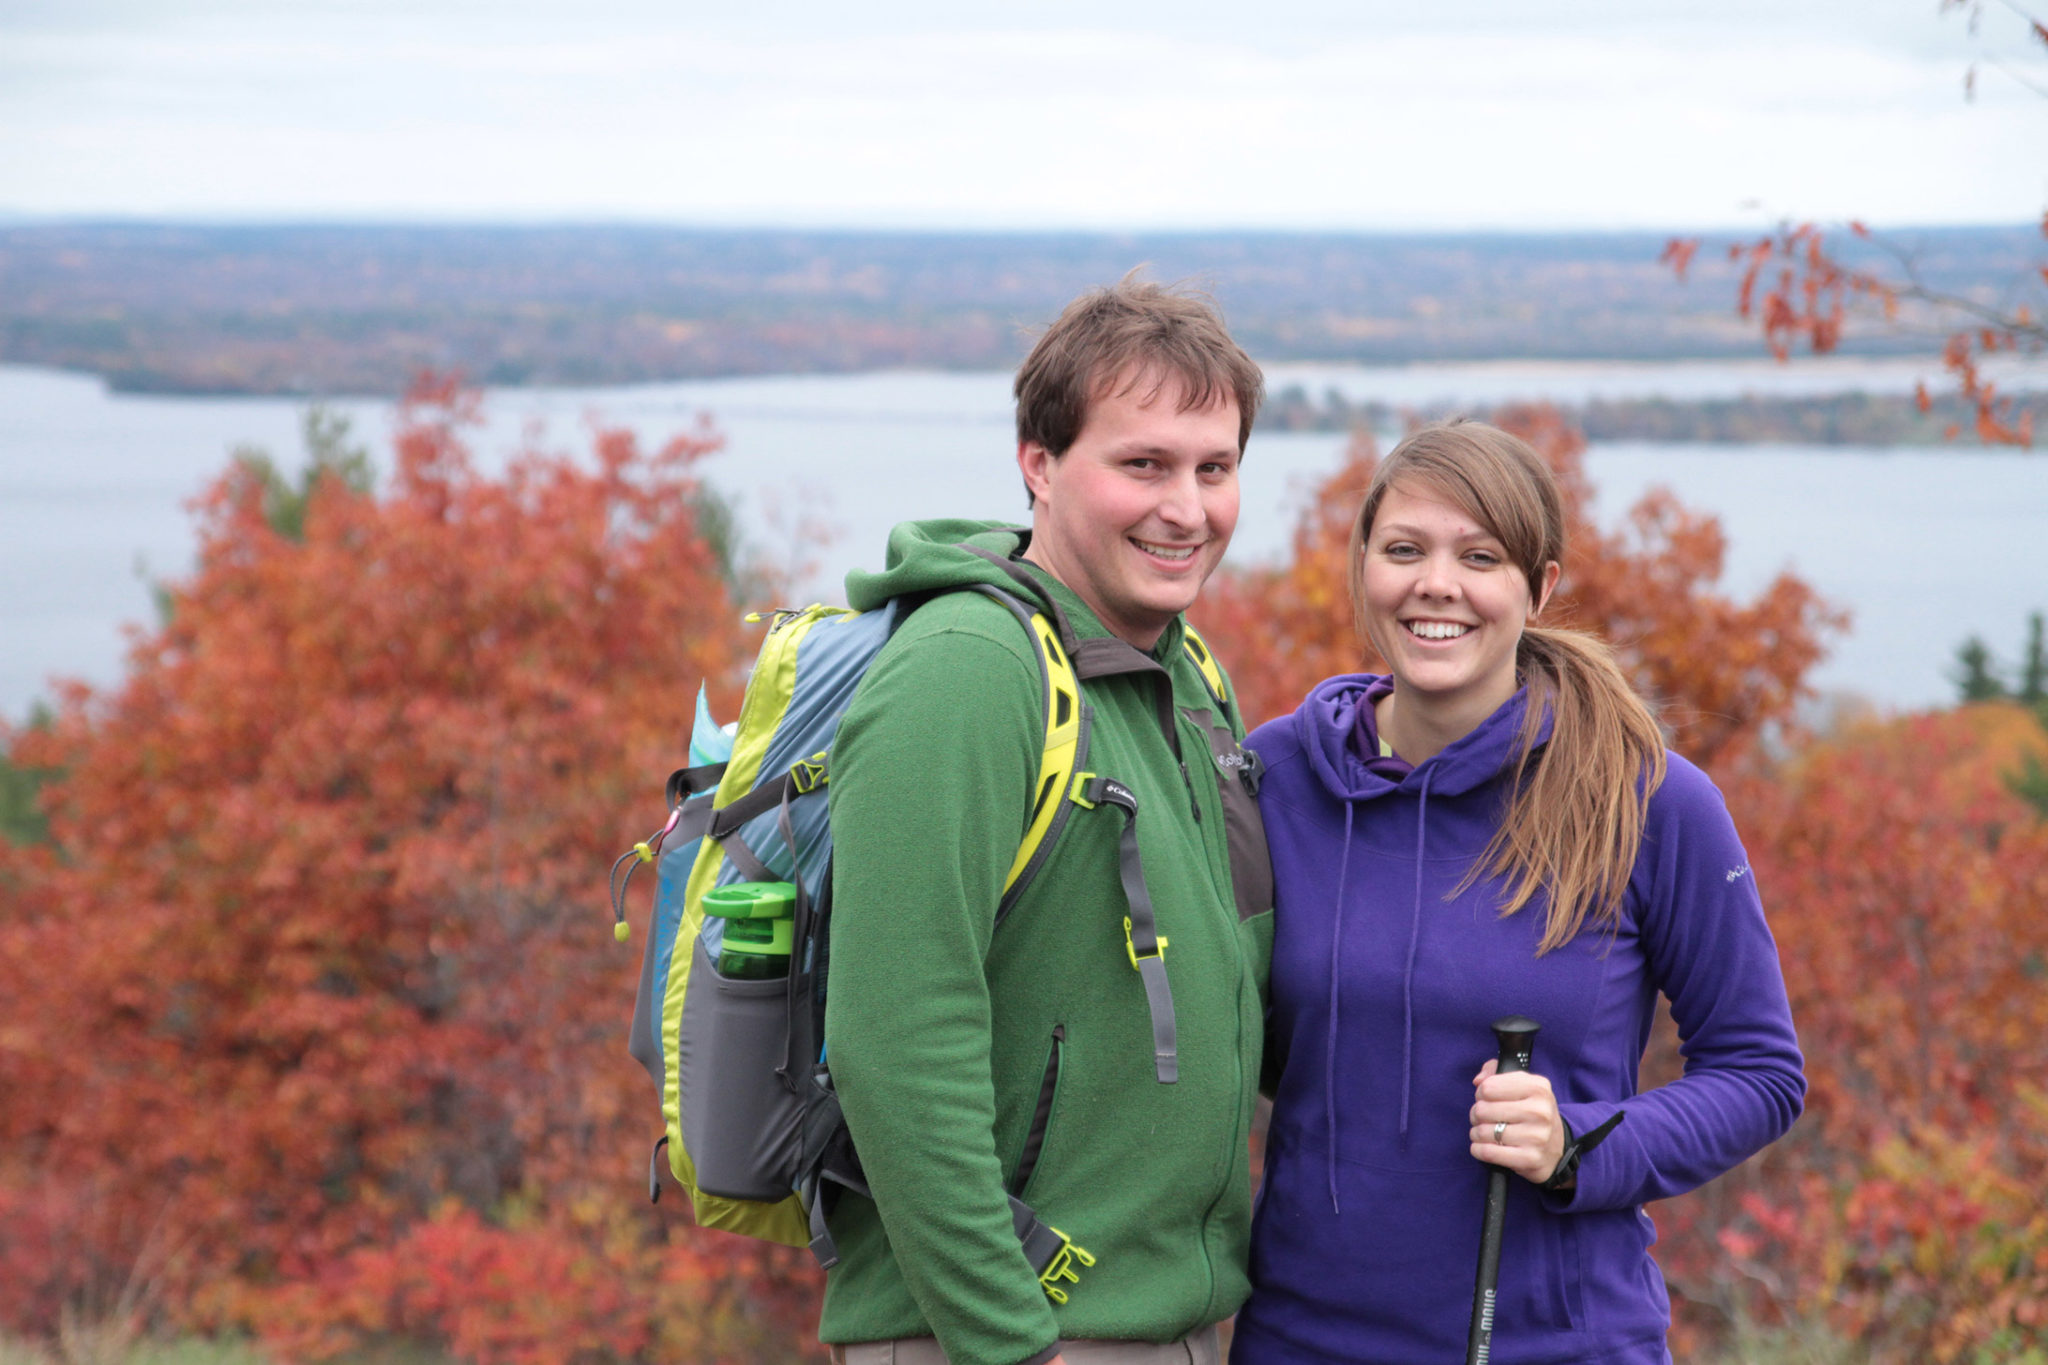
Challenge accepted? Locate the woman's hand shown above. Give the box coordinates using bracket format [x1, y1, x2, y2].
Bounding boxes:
[1469, 1058, 1567, 1185]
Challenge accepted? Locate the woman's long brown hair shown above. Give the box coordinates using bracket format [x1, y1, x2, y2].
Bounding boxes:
[1348, 422, 1668, 953]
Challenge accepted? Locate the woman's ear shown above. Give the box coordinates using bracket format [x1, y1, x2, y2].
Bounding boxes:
[1534, 561, 1562, 616]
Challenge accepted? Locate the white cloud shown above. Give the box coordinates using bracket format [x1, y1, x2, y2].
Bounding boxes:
[0, 2, 2040, 227]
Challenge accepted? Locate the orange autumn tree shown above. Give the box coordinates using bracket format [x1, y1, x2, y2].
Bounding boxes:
[1198, 404, 1844, 766]
[1662, 705, 2048, 1360]
[0, 377, 815, 1361]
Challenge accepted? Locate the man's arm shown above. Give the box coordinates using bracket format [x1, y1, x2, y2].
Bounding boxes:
[825, 617, 1062, 1365]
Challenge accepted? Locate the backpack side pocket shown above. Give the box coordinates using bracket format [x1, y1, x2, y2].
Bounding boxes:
[676, 936, 806, 1202]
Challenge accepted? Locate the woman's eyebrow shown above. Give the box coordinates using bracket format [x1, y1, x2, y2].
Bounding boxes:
[1373, 521, 1498, 543]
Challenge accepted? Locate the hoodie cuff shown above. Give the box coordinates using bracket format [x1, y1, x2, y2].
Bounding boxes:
[1547, 1101, 1628, 1212]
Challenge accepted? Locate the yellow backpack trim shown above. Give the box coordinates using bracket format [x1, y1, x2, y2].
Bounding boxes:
[1180, 623, 1230, 712]
[661, 605, 851, 1247]
[1004, 610, 1082, 894]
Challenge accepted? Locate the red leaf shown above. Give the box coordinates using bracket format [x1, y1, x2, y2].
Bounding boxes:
[1661, 237, 1701, 281]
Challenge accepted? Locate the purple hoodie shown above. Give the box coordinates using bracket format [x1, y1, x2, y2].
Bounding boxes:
[1232, 675, 1805, 1365]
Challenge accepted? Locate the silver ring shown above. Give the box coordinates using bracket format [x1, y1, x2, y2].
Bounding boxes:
[1492, 1121, 1508, 1144]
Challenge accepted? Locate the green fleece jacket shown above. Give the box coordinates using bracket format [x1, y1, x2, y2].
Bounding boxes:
[820, 521, 1273, 1365]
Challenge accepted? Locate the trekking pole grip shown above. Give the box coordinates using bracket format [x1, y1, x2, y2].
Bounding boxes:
[1466, 1014, 1540, 1365]
[1491, 1015, 1538, 1078]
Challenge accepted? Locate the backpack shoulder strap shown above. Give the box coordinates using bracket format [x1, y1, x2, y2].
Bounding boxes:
[961, 584, 1086, 923]
[1179, 622, 1235, 726]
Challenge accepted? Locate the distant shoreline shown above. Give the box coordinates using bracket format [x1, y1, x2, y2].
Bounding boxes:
[4, 221, 2032, 400]
[1263, 385, 2048, 449]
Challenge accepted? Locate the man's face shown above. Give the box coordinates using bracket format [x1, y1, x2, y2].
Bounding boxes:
[1019, 371, 1242, 650]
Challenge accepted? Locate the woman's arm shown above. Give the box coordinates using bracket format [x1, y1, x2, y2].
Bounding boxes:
[1549, 754, 1807, 1211]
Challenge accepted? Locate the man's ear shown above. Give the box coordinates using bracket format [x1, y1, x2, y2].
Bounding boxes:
[1534, 560, 1562, 616]
[1018, 440, 1057, 508]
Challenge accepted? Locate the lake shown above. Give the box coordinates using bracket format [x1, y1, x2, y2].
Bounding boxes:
[3, 357, 2045, 723]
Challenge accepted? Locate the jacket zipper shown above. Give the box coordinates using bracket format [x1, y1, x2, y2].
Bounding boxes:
[1011, 1024, 1065, 1196]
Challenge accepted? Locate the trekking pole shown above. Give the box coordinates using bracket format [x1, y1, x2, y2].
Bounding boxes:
[1466, 1015, 1539, 1365]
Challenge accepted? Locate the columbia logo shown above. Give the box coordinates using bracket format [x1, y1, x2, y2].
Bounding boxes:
[1726, 864, 1751, 883]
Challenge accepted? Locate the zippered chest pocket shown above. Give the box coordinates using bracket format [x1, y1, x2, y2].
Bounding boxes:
[1182, 705, 1273, 923]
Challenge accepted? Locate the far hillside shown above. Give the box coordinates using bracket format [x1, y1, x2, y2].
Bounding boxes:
[0, 223, 2031, 396]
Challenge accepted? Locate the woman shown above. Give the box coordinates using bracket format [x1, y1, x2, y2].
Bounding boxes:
[1232, 422, 1805, 1365]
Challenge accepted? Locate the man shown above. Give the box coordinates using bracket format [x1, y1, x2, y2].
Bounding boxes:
[820, 277, 1273, 1365]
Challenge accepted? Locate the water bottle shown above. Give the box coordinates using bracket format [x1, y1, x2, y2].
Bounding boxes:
[703, 881, 796, 980]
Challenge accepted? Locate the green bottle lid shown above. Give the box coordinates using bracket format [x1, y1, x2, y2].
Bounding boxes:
[721, 914, 795, 956]
[702, 881, 797, 920]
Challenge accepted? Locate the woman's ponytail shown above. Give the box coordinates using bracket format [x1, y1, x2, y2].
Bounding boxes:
[1472, 626, 1666, 952]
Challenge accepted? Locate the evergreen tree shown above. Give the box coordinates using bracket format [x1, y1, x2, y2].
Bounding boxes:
[1952, 636, 2009, 702]
[231, 404, 376, 542]
[2019, 612, 2047, 705]
[0, 703, 53, 847]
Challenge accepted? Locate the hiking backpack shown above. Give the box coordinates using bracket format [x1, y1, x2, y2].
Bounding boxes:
[609, 564, 1245, 1294]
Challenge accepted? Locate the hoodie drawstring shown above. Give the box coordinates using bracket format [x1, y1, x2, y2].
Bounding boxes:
[1324, 801, 1355, 1214]
[1397, 767, 1435, 1141]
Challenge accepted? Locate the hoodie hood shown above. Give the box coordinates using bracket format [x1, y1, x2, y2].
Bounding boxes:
[844, 519, 1036, 610]
[845, 518, 1188, 659]
[1297, 672, 1552, 805]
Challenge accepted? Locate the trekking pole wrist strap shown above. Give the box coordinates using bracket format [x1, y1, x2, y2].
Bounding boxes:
[1541, 1110, 1625, 1192]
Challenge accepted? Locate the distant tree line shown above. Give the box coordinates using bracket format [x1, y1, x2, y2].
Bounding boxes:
[0, 223, 2030, 396]
[1257, 384, 2048, 447]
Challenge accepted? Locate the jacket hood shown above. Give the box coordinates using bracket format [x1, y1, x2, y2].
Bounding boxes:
[845, 518, 1188, 659]
[844, 520, 1036, 611]
[1297, 672, 1551, 802]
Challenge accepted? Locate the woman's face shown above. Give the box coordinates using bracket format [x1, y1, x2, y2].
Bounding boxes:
[1359, 480, 1558, 722]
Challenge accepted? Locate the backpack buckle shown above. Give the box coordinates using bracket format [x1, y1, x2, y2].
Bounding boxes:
[1123, 915, 1167, 971]
[790, 752, 830, 795]
[1037, 1225, 1097, 1304]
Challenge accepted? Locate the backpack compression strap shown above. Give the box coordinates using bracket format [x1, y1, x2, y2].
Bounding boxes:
[1070, 773, 1177, 1084]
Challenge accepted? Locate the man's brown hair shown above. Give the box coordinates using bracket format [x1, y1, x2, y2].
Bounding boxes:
[1014, 272, 1264, 487]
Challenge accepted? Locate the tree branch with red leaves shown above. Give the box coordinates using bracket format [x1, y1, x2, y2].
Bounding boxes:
[1665, 2, 2048, 447]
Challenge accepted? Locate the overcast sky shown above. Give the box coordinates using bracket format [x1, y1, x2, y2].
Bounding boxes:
[1, 0, 2042, 230]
